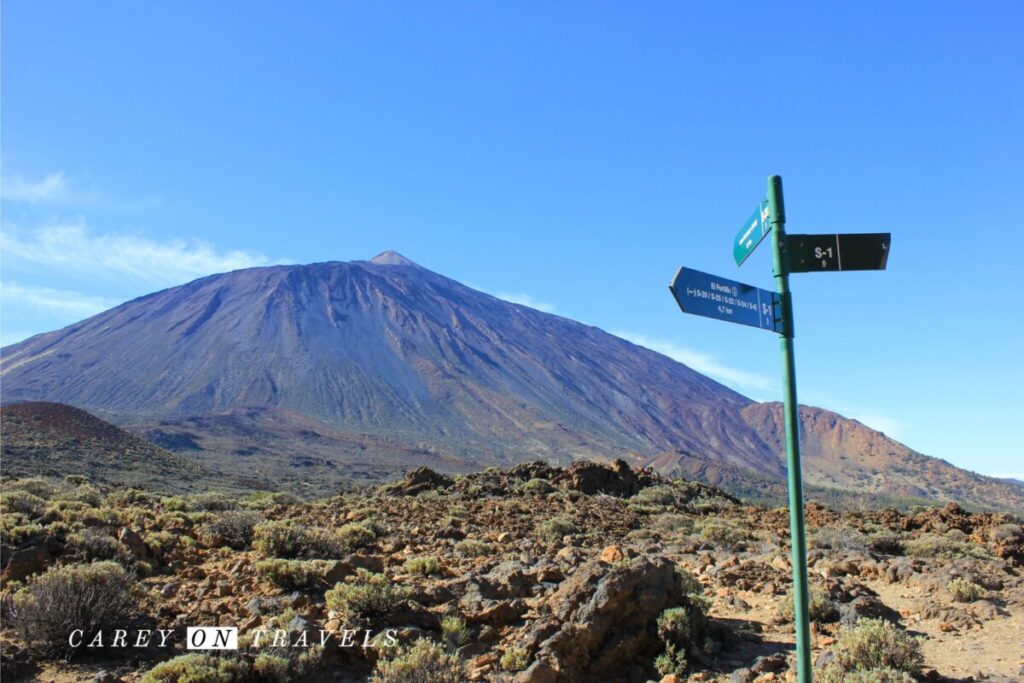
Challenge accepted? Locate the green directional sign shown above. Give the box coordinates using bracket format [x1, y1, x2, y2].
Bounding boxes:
[669, 175, 893, 683]
[733, 198, 770, 266]
[787, 233, 891, 272]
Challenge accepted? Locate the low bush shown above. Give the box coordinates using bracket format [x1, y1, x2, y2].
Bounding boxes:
[828, 618, 922, 674]
[538, 515, 575, 542]
[66, 530, 135, 566]
[696, 518, 753, 551]
[8, 561, 142, 658]
[256, 559, 335, 590]
[522, 478, 554, 494]
[187, 492, 238, 512]
[455, 539, 491, 557]
[655, 568, 709, 677]
[946, 577, 984, 603]
[338, 522, 376, 551]
[405, 556, 440, 576]
[253, 521, 308, 558]
[141, 653, 248, 683]
[4, 478, 56, 499]
[631, 485, 676, 506]
[500, 646, 529, 672]
[811, 525, 869, 552]
[0, 491, 47, 518]
[372, 638, 465, 683]
[203, 510, 263, 549]
[440, 615, 471, 649]
[904, 533, 989, 560]
[818, 666, 915, 683]
[325, 569, 410, 620]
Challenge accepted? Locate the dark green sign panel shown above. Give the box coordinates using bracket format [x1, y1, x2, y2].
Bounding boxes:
[786, 233, 890, 272]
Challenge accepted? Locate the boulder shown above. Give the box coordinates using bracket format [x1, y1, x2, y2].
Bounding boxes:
[386, 467, 453, 496]
[521, 555, 688, 682]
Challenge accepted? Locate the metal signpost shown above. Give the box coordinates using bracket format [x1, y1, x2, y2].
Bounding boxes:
[670, 175, 890, 683]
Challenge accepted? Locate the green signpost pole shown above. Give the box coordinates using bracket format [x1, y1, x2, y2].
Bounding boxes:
[767, 174, 813, 683]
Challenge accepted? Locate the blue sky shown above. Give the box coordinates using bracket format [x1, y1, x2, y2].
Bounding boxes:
[2, 2, 1022, 479]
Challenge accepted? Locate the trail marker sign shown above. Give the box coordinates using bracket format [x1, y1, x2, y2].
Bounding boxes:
[669, 267, 781, 332]
[733, 199, 771, 266]
[787, 233, 891, 272]
[668, 175, 892, 683]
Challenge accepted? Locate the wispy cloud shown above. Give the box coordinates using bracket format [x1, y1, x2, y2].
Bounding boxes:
[613, 330, 775, 394]
[1, 222, 275, 285]
[1, 281, 120, 318]
[1, 172, 94, 204]
[495, 292, 557, 313]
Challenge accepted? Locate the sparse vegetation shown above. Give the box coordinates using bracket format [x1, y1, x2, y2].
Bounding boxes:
[441, 615, 471, 649]
[946, 577, 985, 602]
[371, 638, 465, 683]
[825, 618, 923, 677]
[8, 561, 142, 658]
[538, 515, 575, 542]
[405, 556, 440, 575]
[203, 510, 263, 549]
[455, 539, 491, 557]
[325, 569, 410, 620]
[904, 533, 989, 559]
[500, 646, 529, 672]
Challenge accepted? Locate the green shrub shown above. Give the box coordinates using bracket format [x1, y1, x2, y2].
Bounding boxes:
[522, 478, 554, 494]
[242, 491, 301, 510]
[696, 518, 753, 550]
[203, 510, 263, 549]
[256, 559, 332, 590]
[654, 568, 709, 677]
[0, 516, 45, 545]
[440, 615, 471, 649]
[946, 577, 984, 603]
[338, 522, 376, 551]
[538, 515, 575, 542]
[9, 561, 142, 658]
[500, 646, 529, 672]
[904, 533, 988, 559]
[830, 618, 923, 674]
[455, 539, 491, 557]
[651, 513, 693, 535]
[0, 491, 47, 518]
[631, 485, 676, 506]
[811, 526, 869, 552]
[187, 492, 238, 512]
[253, 521, 308, 558]
[405, 556, 440, 576]
[372, 638, 465, 683]
[818, 665, 915, 683]
[61, 484, 104, 507]
[4, 478, 56, 499]
[141, 653, 248, 683]
[325, 569, 410, 620]
[66, 530, 134, 566]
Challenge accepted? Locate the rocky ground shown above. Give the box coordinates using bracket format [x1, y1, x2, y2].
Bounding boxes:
[1, 460, 1021, 682]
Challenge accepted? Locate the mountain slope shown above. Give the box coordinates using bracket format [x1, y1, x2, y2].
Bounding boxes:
[2, 253, 1020, 510]
[0, 402, 227, 493]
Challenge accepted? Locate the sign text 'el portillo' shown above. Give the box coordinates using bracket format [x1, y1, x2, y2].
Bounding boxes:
[668, 175, 890, 683]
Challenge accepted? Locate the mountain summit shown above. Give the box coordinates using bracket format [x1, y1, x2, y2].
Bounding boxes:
[2, 255, 1021, 509]
[369, 250, 419, 266]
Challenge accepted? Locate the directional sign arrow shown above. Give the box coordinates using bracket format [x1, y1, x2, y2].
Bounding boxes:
[733, 199, 771, 266]
[786, 233, 891, 272]
[669, 266, 782, 332]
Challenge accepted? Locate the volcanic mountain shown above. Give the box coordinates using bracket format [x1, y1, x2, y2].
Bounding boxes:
[2, 252, 1021, 509]
[0, 401, 225, 493]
